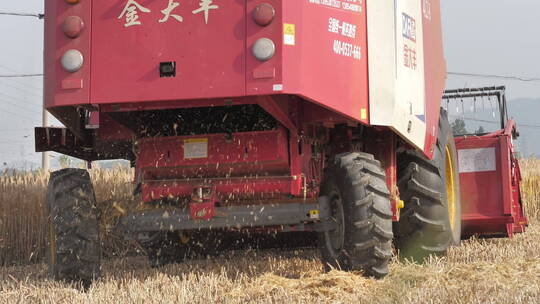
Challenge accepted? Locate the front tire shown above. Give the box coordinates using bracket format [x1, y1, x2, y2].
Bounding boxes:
[394, 109, 462, 262]
[46, 169, 101, 287]
[318, 152, 393, 278]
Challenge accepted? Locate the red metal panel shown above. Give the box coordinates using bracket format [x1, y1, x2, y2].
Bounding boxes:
[141, 177, 297, 202]
[45, 1, 443, 138]
[499, 137, 513, 215]
[246, 0, 283, 95]
[137, 128, 290, 180]
[281, 1, 369, 124]
[45, 1, 372, 128]
[421, 0, 446, 158]
[456, 137, 505, 236]
[44, 0, 92, 107]
[456, 132, 527, 237]
[90, 0, 246, 104]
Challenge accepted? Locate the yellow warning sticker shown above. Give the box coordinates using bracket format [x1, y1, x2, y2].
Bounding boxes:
[283, 23, 296, 46]
[309, 209, 320, 219]
[184, 138, 208, 159]
[184, 138, 208, 144]
[361, 108, 368, 120]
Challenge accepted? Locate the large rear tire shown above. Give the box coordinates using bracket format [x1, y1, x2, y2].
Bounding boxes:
[46, 169, 101, 287]
[318, 152, 393, 278]
[394, 109, 462, 262]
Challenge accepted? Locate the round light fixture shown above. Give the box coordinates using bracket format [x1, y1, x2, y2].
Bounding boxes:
[252, 38, 275, 62]
[63, 16, 84, 38]
[61, 49, 84, 73]
[253, 3, 275, 26]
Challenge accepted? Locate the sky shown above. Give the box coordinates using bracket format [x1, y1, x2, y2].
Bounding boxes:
[442, 0, 540, 97]
[0, 0, 539, 168]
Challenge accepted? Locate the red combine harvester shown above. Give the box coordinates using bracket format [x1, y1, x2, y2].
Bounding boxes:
[37, 0, 526, 285]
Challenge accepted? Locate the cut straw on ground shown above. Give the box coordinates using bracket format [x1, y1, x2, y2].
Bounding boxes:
[1, 159, 539, 303]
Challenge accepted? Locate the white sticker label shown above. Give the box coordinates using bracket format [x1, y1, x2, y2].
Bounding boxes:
[284, 23, 296, 45]
[458, 148, 497, 173]
[184, 138, 208, 159]
[273, 84, 283, 91]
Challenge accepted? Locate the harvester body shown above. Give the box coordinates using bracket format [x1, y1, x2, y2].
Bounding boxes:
[42, 0, 445, 154]
[39, 0, 446, 214]
[37, 0, 526, 283]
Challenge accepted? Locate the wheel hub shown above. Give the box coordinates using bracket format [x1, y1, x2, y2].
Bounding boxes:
[445, 145, 457, 231]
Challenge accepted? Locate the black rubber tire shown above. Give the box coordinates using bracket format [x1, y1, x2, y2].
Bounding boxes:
[318, 152, 394, 278]
[394, 108, 462, 262]
[46, 169, 101, 287]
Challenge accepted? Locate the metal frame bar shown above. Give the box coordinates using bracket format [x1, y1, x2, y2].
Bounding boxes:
[443, 86, 508, 131]
[120, 202, 329, 233]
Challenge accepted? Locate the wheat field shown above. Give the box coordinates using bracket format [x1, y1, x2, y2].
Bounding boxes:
[1, 160, 539, 303]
